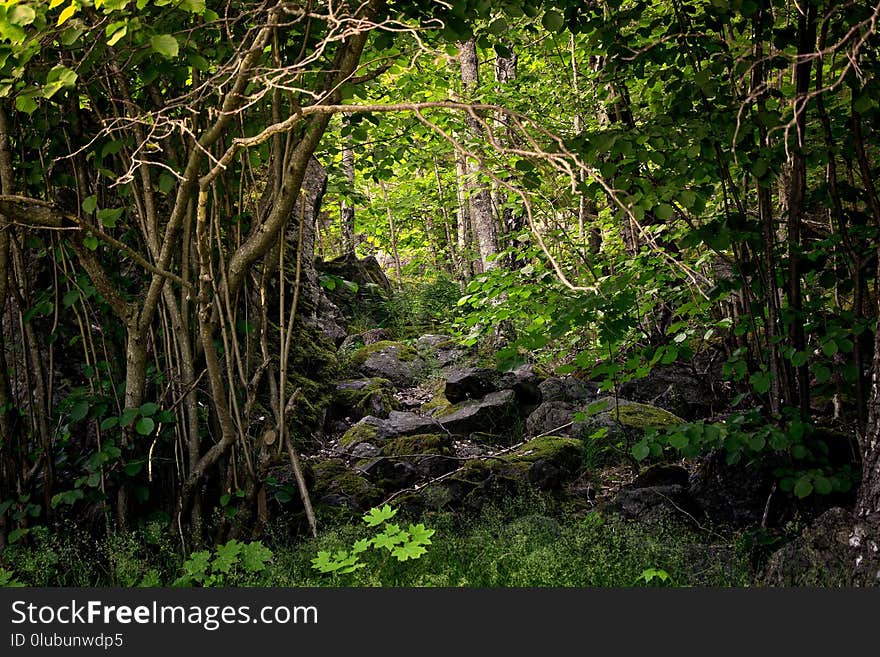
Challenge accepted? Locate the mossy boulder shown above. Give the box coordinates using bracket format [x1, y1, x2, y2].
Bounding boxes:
[331, 377, 398, 421]
[432, 389, 520, 442]
[310, 458, 381, 511]
[349, 340, 425, 388]
[421, 393, 453, 417]
[574, 397, 684, 442]
[423, 436, 583, 511]
[339, 418, 382, 450]
[380, 433, 455, 478]
[350, 340, 417, 365]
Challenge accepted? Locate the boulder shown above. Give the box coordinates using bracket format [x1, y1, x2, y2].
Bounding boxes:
[310, 458, 381, 511]
[378, 433, 456, 479]
[608, 465, 696, 522]
[499, 364, 544, 405]
[331, 378, 398, 421]
[417, 334, 456, 349]
[419, 436, 583, 510]
[434, 389, 519, 441]
[617, 362, 727, 420]
[525, 401, 578, 437]
[539, 376, 598, 404]
[349, 340, 425, 388]
[575, 397, 684, 442]
[443, 367, 500, 403]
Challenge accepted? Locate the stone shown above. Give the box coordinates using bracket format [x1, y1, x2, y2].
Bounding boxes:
[525, 401, 578, 437]
[350, 341, 425, 388]
[617, 362, 727, 421]
[688, 449, 775, 527]
[331, 378, 398, 421]
[310, 458, 381, 511]
[609, 484, 693, 522]
[377, 433, 456, 479]
[575, 397, 684, 442]
[539, 376, 598, 403]
[443, 367, 500, 403]
[499, 364, 544, 405]
[417, 334, 456, 349]
[434, 389, 519, 441]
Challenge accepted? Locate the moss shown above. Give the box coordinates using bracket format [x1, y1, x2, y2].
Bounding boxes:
[611, 401, 683, 429]
[284, 326, 340, 438]
[311, 458, 380, 507]
[421, 393, 453, 417]
[339, 420, 380, 449]
[349, 340, 418, 366]
[382, 434, 450, 457]
[506, 436, 582, 464]
[334, 378, 398, 418]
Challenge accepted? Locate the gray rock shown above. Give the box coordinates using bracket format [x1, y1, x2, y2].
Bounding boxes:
[436, 389, 518, 439]
[417, 334, 455, 349]
[525, 401, 584, 437]
[617, 362, 726, 420]
[499, 364, 544, 405]
[443, 367, 500, 403]
[609, 484, 694, 522]
[358, 345, 425, 388]
[350, 442, 381, 459]
[539, 376, 598, 403]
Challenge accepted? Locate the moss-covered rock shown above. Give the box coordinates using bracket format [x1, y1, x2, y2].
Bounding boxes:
[310, 458, 380, 511]
[348, 341, 425, 388]
[576, 397, 683, 442]
[421, 393, 453, 417]
[349, 340, 417, 366]
[283, 325, 340, 438]
[339, 418, 381, 449]
[332, 377, 398, 420]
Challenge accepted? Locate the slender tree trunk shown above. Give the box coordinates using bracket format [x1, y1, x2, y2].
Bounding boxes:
[340, 119, 356, 254]
[458, 38, 499, 273]
[380, 180, 403, 287]
[786, 2, 816, 417]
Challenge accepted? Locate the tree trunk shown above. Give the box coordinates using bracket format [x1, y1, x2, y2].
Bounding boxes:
[340, 120, 356, 254]
[458, 38, 499, 273]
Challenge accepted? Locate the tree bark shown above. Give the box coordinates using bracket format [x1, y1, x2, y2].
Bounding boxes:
[458, 38, 499, 273]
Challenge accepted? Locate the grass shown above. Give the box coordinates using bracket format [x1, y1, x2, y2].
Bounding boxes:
[1, 496, 756, 587]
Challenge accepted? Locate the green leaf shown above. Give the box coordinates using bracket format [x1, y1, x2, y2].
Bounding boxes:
[654, 203, 674, 221]
[541, 10, 565, 32]
[793, 475, 813, 498]
[139, 402, 159, 417]
[9, 5, 37, 26]
[15, 94, 38, 114]
[362, 504, 396, 527]
[82, 194, 98, 214]
[632, 441, 650, 461]
[821, 341, 838, 357]
[70, 400, 90, 423]
[212, 540, 242, 574]
[135, 417, 155, 435]
[97, 207, 123, 228]
[814, 476, 833, 495]
[749, 371, 771, 394]
[83, 235, 99, 250]
[239, 541, 273, 572]
[151, 34, 179, 58]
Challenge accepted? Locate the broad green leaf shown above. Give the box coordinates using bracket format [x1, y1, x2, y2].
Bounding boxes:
[151, 34, 179, 58]
[82, 194, 98, 214]
[793, 475, 813, 498]
[135, 417, 155, 435]
[541, 10, 564, 32]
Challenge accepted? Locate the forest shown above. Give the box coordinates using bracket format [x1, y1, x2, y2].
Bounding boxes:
[0, 0, 878, 587]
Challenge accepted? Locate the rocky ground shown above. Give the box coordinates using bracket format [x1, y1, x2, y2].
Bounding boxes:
[281, 254, 872, 585]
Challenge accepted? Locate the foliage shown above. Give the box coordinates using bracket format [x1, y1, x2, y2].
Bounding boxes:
[174, 540, 274, 587]
[312, 505, 435, 576]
